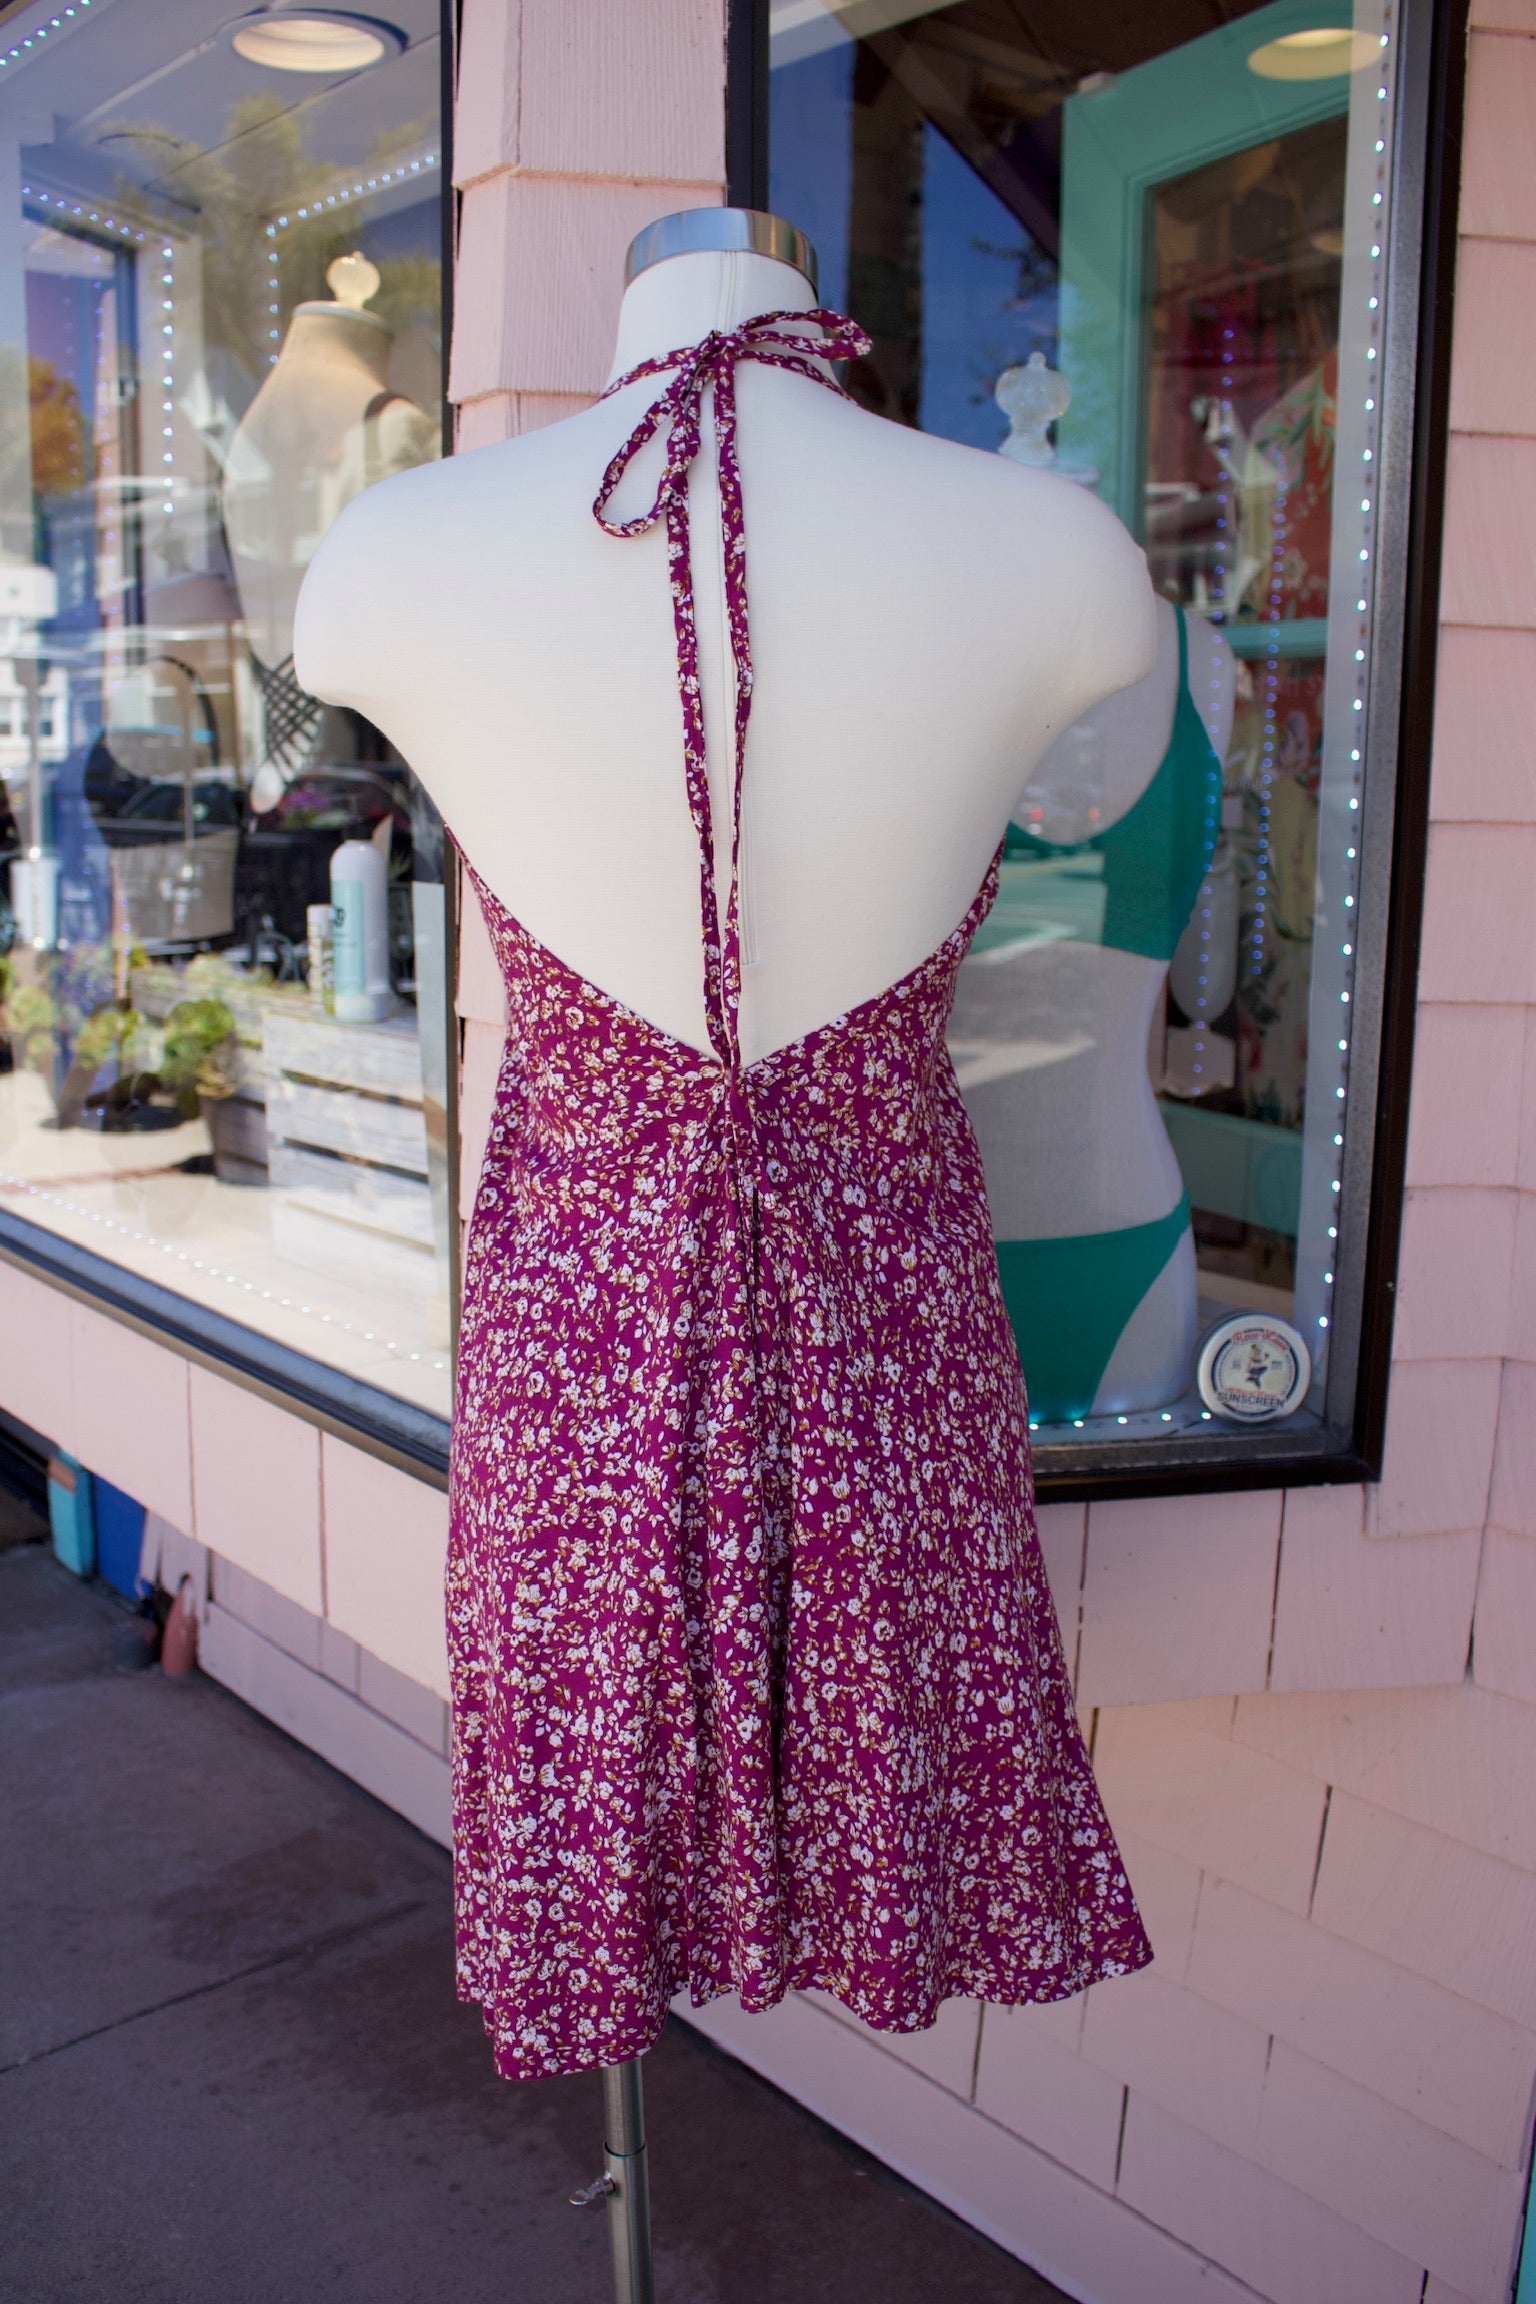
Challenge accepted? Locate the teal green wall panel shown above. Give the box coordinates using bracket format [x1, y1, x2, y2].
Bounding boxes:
[1057, 0, 1357, 529]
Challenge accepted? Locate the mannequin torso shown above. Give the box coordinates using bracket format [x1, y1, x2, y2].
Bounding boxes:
[957, 599, 1236, 1233]
[294, 248, 1156, 1066]
[951, 599, 1237, 1413]
[225, 303, 437, 670]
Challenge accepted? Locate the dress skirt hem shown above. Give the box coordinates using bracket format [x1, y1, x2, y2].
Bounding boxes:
[461, 1923, 1155, 2084]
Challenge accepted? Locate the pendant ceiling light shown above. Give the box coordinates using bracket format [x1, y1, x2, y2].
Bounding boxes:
[1247, 25, 1378, 78]
[230, 10, 405, 72]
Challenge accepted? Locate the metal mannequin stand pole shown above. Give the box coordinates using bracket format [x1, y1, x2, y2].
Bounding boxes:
[569, 2056, 654, 2304]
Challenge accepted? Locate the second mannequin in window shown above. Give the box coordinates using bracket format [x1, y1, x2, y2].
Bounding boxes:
[949, 597, 1237, 1422]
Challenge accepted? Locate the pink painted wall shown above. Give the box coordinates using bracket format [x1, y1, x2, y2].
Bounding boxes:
[448, 0, 724, 447]
[0, 1276, 451, 1700]
[445, 1, 1536, 2297]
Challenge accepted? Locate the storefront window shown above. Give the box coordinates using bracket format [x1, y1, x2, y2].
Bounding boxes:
[0, 0, 450, 1420]
[766, 0, 1417, 1468]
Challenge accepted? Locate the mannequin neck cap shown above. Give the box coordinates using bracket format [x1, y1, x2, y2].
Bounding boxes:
[625, 208, 818, 295]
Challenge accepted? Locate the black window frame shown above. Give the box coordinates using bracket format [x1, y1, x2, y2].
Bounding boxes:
[732, 0, 1470, 1502]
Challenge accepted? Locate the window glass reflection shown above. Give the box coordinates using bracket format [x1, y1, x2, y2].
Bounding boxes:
[0, 0, 450, 1416]
[771, 0, 1396, 1439]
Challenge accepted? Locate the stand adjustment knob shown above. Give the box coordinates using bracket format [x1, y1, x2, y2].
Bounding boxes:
[568, 2174, 617, 2209]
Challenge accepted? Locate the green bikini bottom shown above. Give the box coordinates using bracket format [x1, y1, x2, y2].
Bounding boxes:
[994, 1191, 1192, 1426]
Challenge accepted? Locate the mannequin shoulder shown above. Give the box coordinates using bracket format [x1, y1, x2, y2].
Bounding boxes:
[820, 410, 1155, 689]
[974, 457, 1153, 616]
[300, 413, 607, 579]
[964, 456, 1158, 715]
[293, 433, 555, 700]
[309, 428, 535, 559]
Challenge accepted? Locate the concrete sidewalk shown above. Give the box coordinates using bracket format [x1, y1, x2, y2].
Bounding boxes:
[1, 1538, 1069, 2304]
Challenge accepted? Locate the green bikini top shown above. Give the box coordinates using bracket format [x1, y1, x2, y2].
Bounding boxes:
[996, 604, 1224, 964]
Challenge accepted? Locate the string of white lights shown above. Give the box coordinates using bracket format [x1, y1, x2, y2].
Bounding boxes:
[1313, 12, 1396, 1351]
[0, 0, 93, 70]
[22, 182, 146, 242]
[264, 148, 440, 364]
[158, 237, 176, 527]
[1177, 310, 1240, 1095]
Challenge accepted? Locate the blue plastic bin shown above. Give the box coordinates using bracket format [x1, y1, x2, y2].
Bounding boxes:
[48, 1455, 94, 1577]
[93, 1477, 147, 1599]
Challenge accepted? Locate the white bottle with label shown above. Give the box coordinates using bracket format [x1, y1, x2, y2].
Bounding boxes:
[330, 831, 391, 1023]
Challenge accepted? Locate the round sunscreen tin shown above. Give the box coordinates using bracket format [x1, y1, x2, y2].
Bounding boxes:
[1196, 1313, 1312, 1423]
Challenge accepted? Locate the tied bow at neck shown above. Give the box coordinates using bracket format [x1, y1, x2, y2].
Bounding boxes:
[593, 308, 872, 1076]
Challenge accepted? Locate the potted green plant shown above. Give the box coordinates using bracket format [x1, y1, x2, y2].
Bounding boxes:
[38, 991, 240, 1138]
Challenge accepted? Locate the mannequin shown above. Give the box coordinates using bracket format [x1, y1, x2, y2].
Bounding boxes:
[292, 220, 1156, 1068]
[950, 599, 1237, 1417]
[292, 215, 1159, 2301]
[225, 255, 437, 802]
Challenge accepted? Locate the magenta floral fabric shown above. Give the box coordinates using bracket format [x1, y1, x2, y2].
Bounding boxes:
[447, 312, 1151, 2082]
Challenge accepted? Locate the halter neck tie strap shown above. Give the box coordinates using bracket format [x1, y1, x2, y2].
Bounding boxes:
[594, 308, 872, 1072]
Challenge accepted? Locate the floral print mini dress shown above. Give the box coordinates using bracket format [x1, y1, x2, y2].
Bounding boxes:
[447, 311, 1151, 2082]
